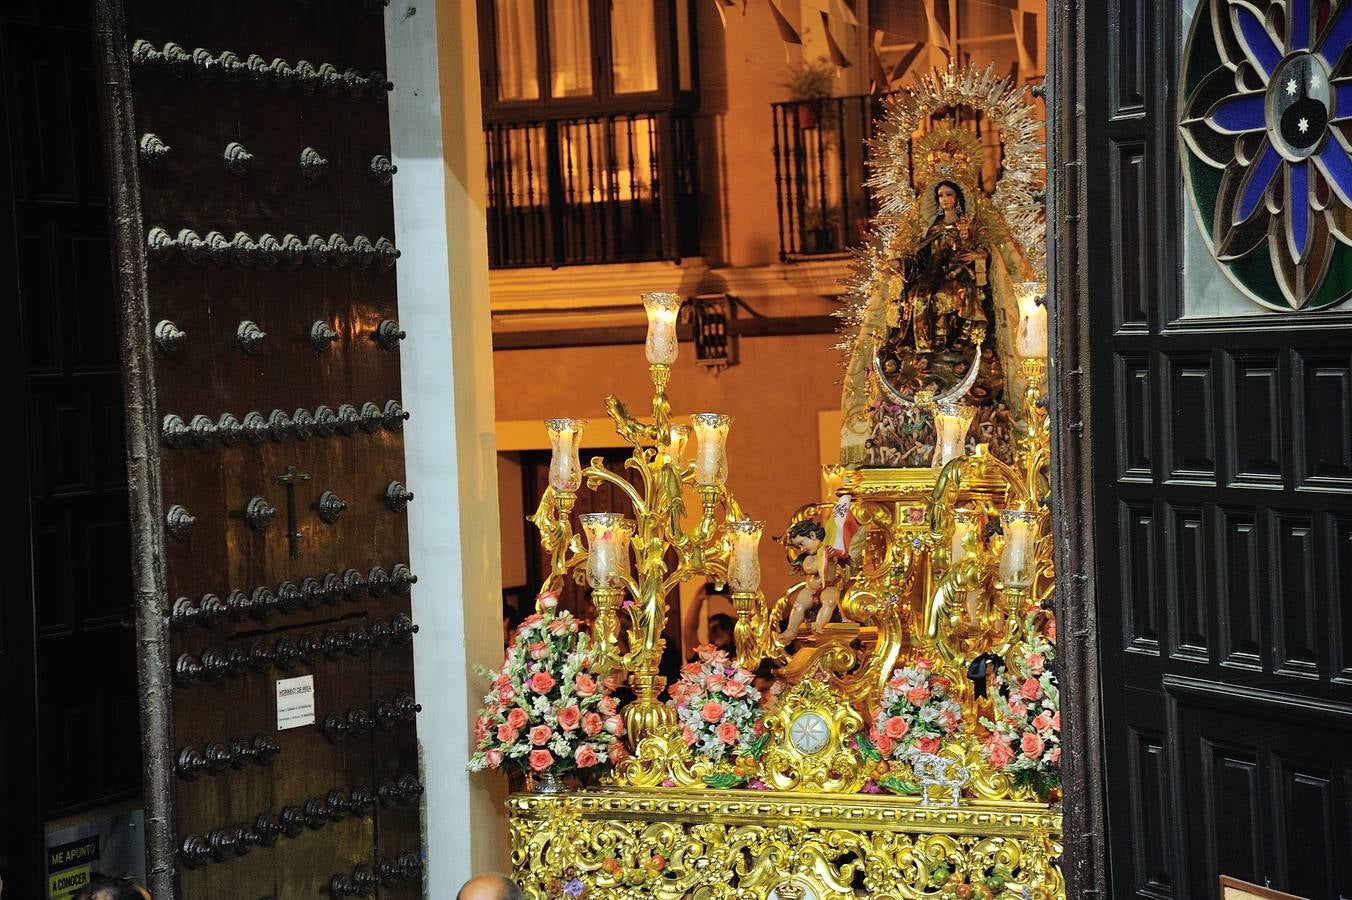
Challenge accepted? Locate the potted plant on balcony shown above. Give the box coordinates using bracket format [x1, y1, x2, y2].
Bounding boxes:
[799, 206, 841, 254]
[782, 57, 835, 130]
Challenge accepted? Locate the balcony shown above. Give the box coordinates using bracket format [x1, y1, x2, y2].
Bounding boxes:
[771, 94, 885, 261]
[484, 111, 699, 269]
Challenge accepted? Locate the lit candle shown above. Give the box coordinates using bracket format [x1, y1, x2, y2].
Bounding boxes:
[999, 509, 1038, 589]
[727, 520, 764, 592]
[544, 418, 586, 492]
[580, 513, 635, 588]
[691, 413, 732, 487]
[1015, 281, 1049, 359]
[658, 423, 691, 465]
[643, 291, 682, 366]
[821, 464, 846, 499]
[931, 401, 975, 472]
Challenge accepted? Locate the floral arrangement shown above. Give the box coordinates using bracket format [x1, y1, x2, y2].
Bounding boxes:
[980, 611, 1060, 799]
[468, 605, 625, 777]
[867, 657, 965, 760]
[668, 643, 766, 778]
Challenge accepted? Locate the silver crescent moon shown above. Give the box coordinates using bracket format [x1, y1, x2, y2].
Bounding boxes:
[872, 339, 983, 408]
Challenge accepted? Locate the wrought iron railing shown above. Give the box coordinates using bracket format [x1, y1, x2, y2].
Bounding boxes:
[484, 111, 698, 269]
[771, 94, 886, 260]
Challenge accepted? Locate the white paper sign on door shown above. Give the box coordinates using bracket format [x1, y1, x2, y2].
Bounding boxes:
[276, 675, 316, 730]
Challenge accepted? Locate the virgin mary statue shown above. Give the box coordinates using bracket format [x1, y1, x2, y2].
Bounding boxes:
[839, 124, 1036, 468]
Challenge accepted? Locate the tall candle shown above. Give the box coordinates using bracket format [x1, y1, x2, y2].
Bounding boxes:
[999, 509, 1037, 589]
[643, 292, 681, 366]
[931, 401, 975, 472]
[691, 413, 732, 487]
[545, 418, 586, 491]
[727, 520, 764, 592]
[580, 513, 634, 588]
[1015, 281, 1049, 359]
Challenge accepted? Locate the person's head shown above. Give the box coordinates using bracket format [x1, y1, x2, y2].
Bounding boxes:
[708, 613, 736, 652]
[74, 876, 150, 900]
[787, 519, 826, 553]
[934, 179, 966, 216]
[457, 873, 524, 900]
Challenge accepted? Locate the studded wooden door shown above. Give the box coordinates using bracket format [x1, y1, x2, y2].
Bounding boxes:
[93, 2, 421, 896]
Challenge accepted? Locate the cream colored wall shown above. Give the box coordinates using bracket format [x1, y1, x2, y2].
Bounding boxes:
[493, 332, 842, 603]
[497, 452, 528, 589]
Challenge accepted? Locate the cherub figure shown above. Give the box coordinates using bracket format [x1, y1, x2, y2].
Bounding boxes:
[777, 519, 845, 643]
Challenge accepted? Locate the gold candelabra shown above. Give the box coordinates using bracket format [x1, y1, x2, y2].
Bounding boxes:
[528, 293, 763, 746]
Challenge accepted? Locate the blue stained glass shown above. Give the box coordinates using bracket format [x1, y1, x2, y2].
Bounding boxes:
[1233, 3, 1282, 76]
[1318, 1, 1352, 68]
[1289, 0, 1312, 51]
[1289, 160, 1311, 259]
[1207, 92, 1267, 132]
[1237, 142, 1281, 220]
[1334, 80, 1352, 118]
[1316, 140, 1352, 203]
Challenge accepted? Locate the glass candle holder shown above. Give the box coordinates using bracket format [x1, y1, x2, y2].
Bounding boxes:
[691, 413, 732, 487]
[999, 509, 1038, 589]
[658, 423, 690, 464]
[950, 508, 982, 623]
[545, 418, 586, 491]
[727, 520, 764, 592]
[931, 401, 976, 472]
[580, 513, 635, 589]
[643, 291, 681, 366]
[1015, 281, 1049, 359]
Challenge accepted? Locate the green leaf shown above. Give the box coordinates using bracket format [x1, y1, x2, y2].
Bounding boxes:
[854, 732, 883, 763]
[702, 773, 748, 789]
[745, 732, 771, 759]
[878, 776, 920, 795]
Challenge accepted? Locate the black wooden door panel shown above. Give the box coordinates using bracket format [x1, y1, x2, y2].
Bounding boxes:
[94, 1, 420, 894]
[1085, 0, 1352, 896]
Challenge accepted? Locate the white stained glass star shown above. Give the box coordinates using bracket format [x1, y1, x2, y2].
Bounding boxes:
[1288, 77, 1299, 96]
[1312, 72, 1323, 90]
[1299, 116, 1310, 133]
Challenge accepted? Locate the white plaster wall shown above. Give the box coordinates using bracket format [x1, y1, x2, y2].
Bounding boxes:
[386, 0, 509, 895]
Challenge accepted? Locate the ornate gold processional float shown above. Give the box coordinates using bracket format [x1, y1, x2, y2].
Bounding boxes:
[470, 65, 1062, 899]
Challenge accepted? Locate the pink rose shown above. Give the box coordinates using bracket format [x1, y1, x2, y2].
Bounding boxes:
[883, 716, 910, 740]
[506, 708, 529, 730]
[680, 662, 703, 679]
[582, 711, 603, 736]
[557, 705, 582, 731]
[496, 724, 519, 744]
[700, 701, 726, 724]
[548, 618, 569, 635]
[706, 672, 727, 691]
[1046, 618, 1057, 641]
[914, 658, 934, 672]
[722, 679, 747, 698]
[485, 748, 504, 768]
[1051, 711, 1061, 732]
[474, 717, 489, 743]
[609, 742, 629, 764]
[716, 721, 740, 745]
[1021, 731, 1045, 760]
[930, 677, 951, 697]
[529, 724, 553, 746]
[888, 675, 909, 692]
[916, 736, 940, 754]
[985, 737, 1015, 769]
[906, 686, 931, 706]
[1032, 713, 1052, 732]
[682, 726, 697, 746]
[528, 640, 549, 660]
[575, 673, 597, 697]
[599, 697, 618, 715]
[875, 735, 896, 758]
[530, 671, 557, 694]
[1049, 746, 1061, 764]
[1008, 698, 1028, 717]
[604, 715, 624, 735]
[529, 749, 554, 771]
[574, 744, 599, 768]
[497, 686, 515, 704]
[494, 672, 511, 688]
[1026, 653, 1046, 675]
[1020, 678, 1042, 701]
